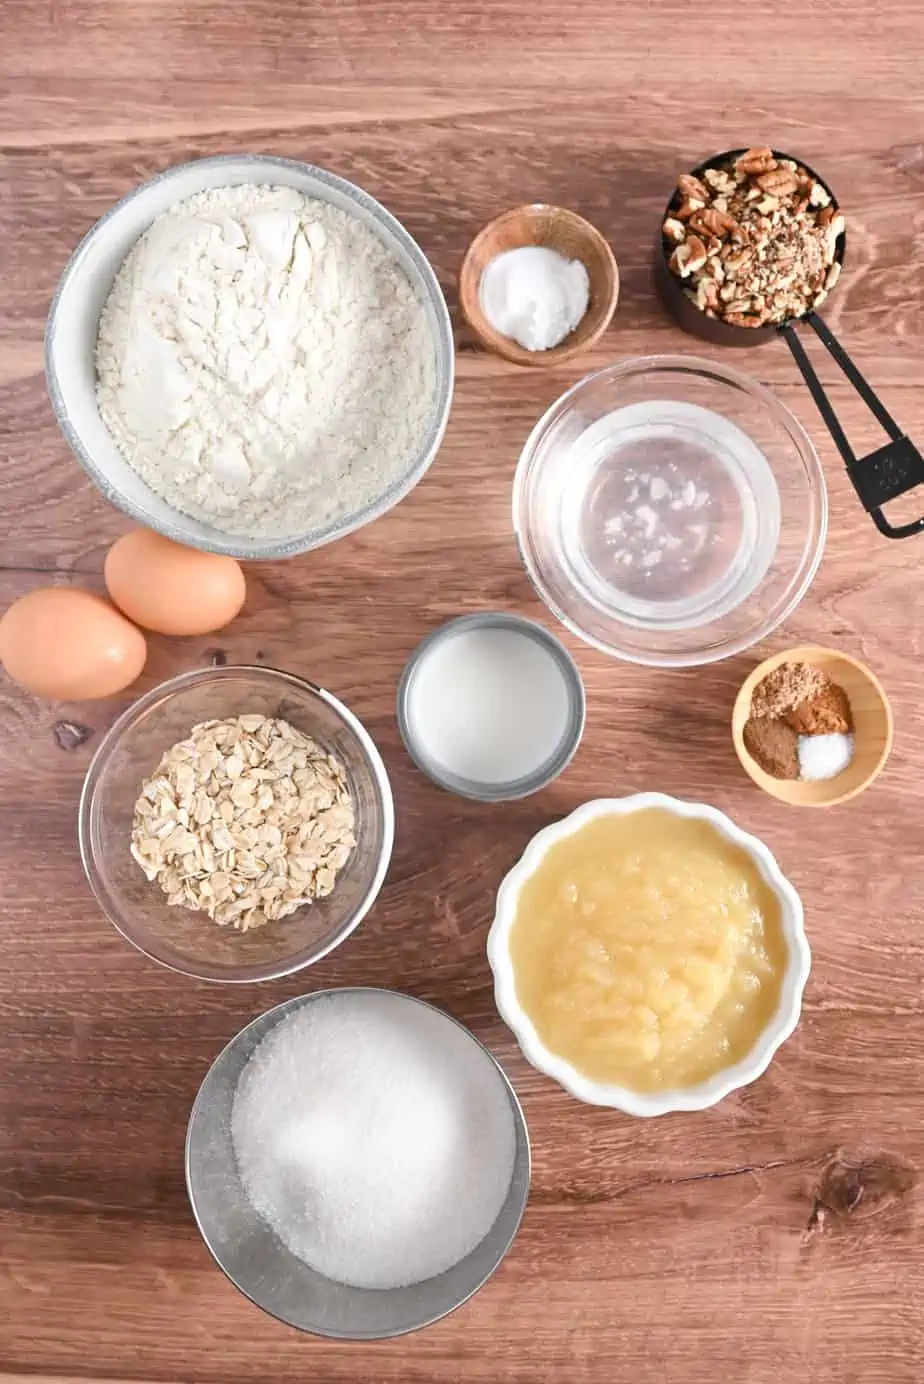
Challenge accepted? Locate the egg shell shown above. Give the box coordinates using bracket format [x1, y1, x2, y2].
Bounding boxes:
[0, 588, 147, 700]
[105, 529, 247, 636]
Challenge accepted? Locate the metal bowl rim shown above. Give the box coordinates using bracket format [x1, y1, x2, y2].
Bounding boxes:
[185, 986, 532, 1339]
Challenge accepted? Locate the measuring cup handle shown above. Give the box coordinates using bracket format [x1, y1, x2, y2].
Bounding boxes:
[781, 316, 924, 539]
[779, 321, 858, 466]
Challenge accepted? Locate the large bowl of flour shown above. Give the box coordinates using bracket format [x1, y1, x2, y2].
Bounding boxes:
[45, 156, 454, 559]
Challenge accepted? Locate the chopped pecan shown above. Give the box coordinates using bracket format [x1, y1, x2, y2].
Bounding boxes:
[669, 236, 708, 278]
[695, 278, 720, 312]
[688, 207, 741, 239]
[757, 167, 800, 197]
[677, 172, 710, 203]
[662, 216, 686, 243]
[735, 147, 777, 176]
[665, 149, 845, 327]
[675, 197, 705, 220]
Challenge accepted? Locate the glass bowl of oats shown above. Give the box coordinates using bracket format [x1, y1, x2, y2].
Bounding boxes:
[78, 666, 394, 981]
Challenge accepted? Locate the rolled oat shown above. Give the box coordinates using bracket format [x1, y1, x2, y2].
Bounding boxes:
[131, 714, 355, 931]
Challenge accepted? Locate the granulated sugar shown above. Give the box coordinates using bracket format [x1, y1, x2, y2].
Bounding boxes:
[231, 991, 517, 1290]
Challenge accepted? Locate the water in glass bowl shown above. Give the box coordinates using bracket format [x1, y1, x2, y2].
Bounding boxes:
[559, 401, 781, 630]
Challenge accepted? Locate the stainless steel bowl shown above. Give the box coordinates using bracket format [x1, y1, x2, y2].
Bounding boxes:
[186, 989, 531, 1339]
[45, 155, 454, 559]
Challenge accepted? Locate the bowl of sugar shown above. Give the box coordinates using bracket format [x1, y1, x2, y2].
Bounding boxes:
[186, 988, 531, 1338]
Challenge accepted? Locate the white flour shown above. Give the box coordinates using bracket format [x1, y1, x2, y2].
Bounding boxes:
[95, 185, 437, 537]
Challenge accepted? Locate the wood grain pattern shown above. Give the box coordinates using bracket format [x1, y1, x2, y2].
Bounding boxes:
[2, 1, 924, 1380]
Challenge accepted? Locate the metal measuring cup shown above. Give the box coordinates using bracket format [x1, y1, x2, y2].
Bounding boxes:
[656, 148, 924, 539]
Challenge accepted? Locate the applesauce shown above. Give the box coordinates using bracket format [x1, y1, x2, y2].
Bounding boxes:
[508, 809, 788, 1093]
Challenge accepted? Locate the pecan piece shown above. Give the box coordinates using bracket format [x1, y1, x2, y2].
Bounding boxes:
[677, 172, 710, 203]
[724, 311, 764, 328]
[757, 168, 800, 197]
[824, 214, 846, 263]
[703, 168, 734, 191]
[688, 207, 741, 239]
[735, 147, 777, 176]
[675, 197, 705, 221]
[662, 216, 686, 243]
[695, 278, 720, 312]
[669, 235, 708, 279]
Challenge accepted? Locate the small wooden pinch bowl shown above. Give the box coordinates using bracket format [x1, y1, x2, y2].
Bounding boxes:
[458, 204, 619, 367]
[732, 645, 893, 808]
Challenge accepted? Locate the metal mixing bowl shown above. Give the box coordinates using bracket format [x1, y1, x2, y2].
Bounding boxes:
[185, 989, 531, 1338]
[45, 154, 454, 559]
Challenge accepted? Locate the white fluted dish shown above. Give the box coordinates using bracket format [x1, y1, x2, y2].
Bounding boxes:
[487, 792, 810, 1116]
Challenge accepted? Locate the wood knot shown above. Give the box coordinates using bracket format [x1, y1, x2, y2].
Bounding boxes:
[53, 720, 94, 751]
[805, 1149, 916, 1236]
[887, 143, 924, 180]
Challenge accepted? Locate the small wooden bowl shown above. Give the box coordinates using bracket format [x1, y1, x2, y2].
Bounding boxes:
[458, 204, 619, 367]
[732, 645, 893, 808]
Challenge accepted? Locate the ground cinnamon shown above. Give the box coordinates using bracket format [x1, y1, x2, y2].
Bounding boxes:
[743, 716, 800, 779]
[785, 682, 852, 735]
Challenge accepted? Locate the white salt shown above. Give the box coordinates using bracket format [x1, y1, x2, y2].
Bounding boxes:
[231, 992, 517, 1290]
[479, 245, 589, 352]
[798, 732, 855, 781]
[407, 624, 572, 786]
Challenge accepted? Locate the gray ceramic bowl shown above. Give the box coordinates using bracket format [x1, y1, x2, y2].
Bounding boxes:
[186, 988, 531, 1339]
[45, 155, 454, 559]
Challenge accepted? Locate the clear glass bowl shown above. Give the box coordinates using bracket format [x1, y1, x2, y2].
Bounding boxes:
[78, 666, 394, 982]
[513, 356, 827, 667]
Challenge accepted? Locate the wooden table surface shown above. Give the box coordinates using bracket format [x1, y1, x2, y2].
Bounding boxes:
[2, 2, 924, 1381]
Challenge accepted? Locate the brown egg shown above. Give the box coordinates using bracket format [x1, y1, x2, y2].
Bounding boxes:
[0, 588, 147, 700]
[105, 529, 247, 636]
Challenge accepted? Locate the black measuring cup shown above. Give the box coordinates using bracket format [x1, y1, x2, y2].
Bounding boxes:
[656, 148, 924, 539]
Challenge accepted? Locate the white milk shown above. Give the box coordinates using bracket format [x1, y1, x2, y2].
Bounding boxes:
[407, 625, 572, 786]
